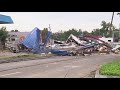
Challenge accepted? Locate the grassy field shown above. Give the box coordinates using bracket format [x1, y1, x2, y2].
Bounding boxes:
[100, 60, 120, 76]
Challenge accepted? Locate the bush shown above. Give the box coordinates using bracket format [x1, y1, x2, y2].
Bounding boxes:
[100, 61, 120, 76]
[0, 27, 8, 49]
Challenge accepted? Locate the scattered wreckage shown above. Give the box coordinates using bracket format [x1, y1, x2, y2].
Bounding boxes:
[50, 34, 112, 56]
[111, 44, 120, 54]
[5, 27, 120, 56]
[2, 14, 119, 56]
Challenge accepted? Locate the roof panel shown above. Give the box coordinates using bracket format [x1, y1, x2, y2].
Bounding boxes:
[0, 14, 13, 24]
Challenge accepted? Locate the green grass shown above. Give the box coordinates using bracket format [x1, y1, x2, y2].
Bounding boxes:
[100, 61, 120, 76]
[0, 54, 39, 60]
[0, 53, 53, 61]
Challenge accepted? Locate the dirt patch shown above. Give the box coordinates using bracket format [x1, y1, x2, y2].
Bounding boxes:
[84, 70, 96, 78]
[0, 50, 28, 58]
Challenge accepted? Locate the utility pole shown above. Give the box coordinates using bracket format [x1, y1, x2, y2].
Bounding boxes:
[110, 12, 114, 38]
[49, 24, 52, 50]
[117, 12, 120, 42]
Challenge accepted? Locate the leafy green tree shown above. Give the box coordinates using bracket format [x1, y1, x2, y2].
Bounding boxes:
[0, 27, 8, 49]
[11, 30, 14, 32]
[52, 28, 89, 41]
[91, 21, 116, 37]
[11, 30, 19, 32]
[91, 28, 100, 36]
[52, 20, 119, 41]
[15, 30, 19, 32]
[82, 31, 90, 35]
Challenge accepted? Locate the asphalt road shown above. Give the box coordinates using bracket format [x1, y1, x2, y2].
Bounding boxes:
[0, 54, 120, 78]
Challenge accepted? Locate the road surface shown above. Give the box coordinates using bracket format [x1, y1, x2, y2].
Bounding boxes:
[0, 54, 120, 78]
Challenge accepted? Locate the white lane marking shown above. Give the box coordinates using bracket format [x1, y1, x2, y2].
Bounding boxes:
[0, 72, 21, 77]
[64, 66, 80, 68]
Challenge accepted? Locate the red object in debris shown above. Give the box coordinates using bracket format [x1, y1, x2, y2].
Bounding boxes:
[84, 35, 105, 43]
[84, 35, 102, 39]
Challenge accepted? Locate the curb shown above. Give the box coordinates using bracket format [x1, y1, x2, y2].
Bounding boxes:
[95, 70, 107, 78]
[95, 70, 120, 78]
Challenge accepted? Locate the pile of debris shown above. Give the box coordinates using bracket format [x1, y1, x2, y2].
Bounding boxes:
[50, 34, 113, 56]
[111, 44, 120, 54]
[6, 27, 52, 53]
[5, 27, 120, 56]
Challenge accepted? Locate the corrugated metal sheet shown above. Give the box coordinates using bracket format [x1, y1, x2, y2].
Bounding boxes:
[51, 49, 71, 56]
[22, 27, 41, 51]
[0, 14, 13, 24]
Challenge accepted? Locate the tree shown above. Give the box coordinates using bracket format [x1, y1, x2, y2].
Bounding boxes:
[15, 30, 19, 32]
[91, 21, 116, 37]
[41, 28, 49, 43]
[101, 21, 116, 37]
[61, 28, 80, 41]
[11, 30, 14, 32]
[11, 30, 19, 32]
[52, 28, 89, 41]
[78, 29, 83, 35]
[82, 31, 90, 35]
[0, 27, 8, 49]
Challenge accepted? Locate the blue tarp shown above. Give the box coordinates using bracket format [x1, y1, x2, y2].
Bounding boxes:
[22, 27, 52, 53]
[22, 27, 41, 52]
[51, 49, 71, 56]
[76, 44, 98, 50]
[0, 14, 13, 24]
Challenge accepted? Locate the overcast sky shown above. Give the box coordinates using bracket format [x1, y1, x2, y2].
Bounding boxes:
[0, 12, 120, 33]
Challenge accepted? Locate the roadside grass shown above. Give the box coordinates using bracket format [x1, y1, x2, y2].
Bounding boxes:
[100, 60, 120, 76]
[0, 54, 38, 60]
[0, 53, 54, 61]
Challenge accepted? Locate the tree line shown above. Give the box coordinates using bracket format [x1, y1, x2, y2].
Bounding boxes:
[51, 21, 120, 41]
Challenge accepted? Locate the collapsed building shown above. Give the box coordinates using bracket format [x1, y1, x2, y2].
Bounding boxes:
[4, 27, 119, 56]
[50, 34, 114, 56]
[1, 14, 118, 56]
[5, 27, 52, 53]
[5, 32, 29, 52]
